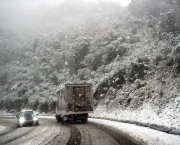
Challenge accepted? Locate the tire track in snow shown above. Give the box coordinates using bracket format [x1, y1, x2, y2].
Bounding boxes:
[0, 127, 36, 145]
[74, 124, 119, 145]
[66, 125, 81, 145]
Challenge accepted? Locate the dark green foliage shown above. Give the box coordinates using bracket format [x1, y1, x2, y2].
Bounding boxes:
[128, 63, 147, 82]
[83, 51, 103, 71]
[94, 70, 125, 100]
[32, 72, 43, 85]
[49, 100, 55, 112]
[129, 0, 180, 36]
[18, 88, 28, 97]
[159, 9, 180, 35]
[33, 38, 39, 52]
[165, 0, 180, 7]
[77, 68, 91, 80]
[0, 72, 8, 85]
[4, 97, 28, 112]
[0, 29, 27, 65]
[68, 37, 91, 74]
[1, 1, 179, 114]
[171, 44, 180, 74]
[102, 44, 117, 65]
[96, 29, 118, 46]
[49, 74, 58, 85]
[39, 101, 49, 113]
[173, 44, 180, 63]
[153, 55, 163, 65]
[30, 99, 40, 111]
[0, 100, 6, 109]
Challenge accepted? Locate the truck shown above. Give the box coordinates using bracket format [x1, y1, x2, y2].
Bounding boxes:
[55, 83, 93, 124]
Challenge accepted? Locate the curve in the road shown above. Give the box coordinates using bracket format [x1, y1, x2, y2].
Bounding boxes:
[89, 122, 137, 145]
[0, 126, 16, 137]
[0, 126, 36, 145]
[0, 116, 140, 145]
[66, 125, 81, 145]
[74, 123, 120, 145]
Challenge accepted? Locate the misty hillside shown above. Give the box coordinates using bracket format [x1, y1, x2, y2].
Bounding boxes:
[0, 0, 180, 128]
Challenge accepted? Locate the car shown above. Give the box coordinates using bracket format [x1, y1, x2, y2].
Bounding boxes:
[16, 110, 39, 127]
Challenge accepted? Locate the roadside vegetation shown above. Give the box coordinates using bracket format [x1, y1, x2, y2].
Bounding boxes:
[0, 0, 180, 127]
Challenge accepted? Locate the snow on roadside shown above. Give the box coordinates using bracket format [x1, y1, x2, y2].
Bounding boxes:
[0, 125, 8, 133]
[91, 102, 180, 135]
[89, 118, 180, 145]
[0, 110, 12, 116]
[38, 116, 55, 119]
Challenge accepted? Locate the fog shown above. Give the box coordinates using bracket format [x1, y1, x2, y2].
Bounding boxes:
[3, 2, 120, 38]
[0, 0, 180, 139]
[0, 0, 56, 31]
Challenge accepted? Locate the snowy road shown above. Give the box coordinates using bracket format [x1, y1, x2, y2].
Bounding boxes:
[0, 116, 133, 145]
[0, 116, 69, 145]
[0, 116, 180, 145]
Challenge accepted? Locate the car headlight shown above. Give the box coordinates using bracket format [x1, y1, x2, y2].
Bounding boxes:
[33, 117, 38, 121]
[19, 117, 25, 123]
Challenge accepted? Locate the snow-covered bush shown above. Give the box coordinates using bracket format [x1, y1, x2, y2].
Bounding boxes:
[159, 8, 180, 35]
[93, 70, 125, 100]
[39, 100, 49, 113]
[127, 18, 144, 35]
[172, 44, 180, 63]
[170, 44, 180, 74]
[77, 68, 92, 80]
[82, 52, 103, 71]
[129, 0, 172, 17]
[95, 29, 118, 46]
[67, 37, 91, 74]
[128, 63, 147, 82]
[3, 96, 28, 112]
[1, 1, 180, 128]
[102, 44, 117, 65]
[29, 99, 40, 111]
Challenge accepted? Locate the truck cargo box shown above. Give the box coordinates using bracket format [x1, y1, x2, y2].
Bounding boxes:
[55, 83, 93, 123]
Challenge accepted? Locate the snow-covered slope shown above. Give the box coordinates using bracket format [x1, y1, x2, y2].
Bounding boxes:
[0, 0, 180, 135]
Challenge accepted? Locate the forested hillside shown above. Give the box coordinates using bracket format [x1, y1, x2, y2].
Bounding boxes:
[0, 0, 180, 127]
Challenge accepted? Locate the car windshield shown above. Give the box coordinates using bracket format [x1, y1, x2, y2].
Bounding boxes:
[20, 111, 35, 117]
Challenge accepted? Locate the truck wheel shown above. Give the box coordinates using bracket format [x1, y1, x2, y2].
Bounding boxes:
[70, 119, 75, 124]
[81, 119, 87, 124]
[57, 118, 61, 123]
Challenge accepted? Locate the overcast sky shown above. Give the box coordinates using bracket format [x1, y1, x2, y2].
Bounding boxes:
[84, 0, 131, 6]
[0, 0, 131, 7]
[52, 0, 132, 7]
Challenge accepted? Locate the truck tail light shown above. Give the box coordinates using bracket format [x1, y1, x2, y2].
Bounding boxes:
[56, 115, 60, 119]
